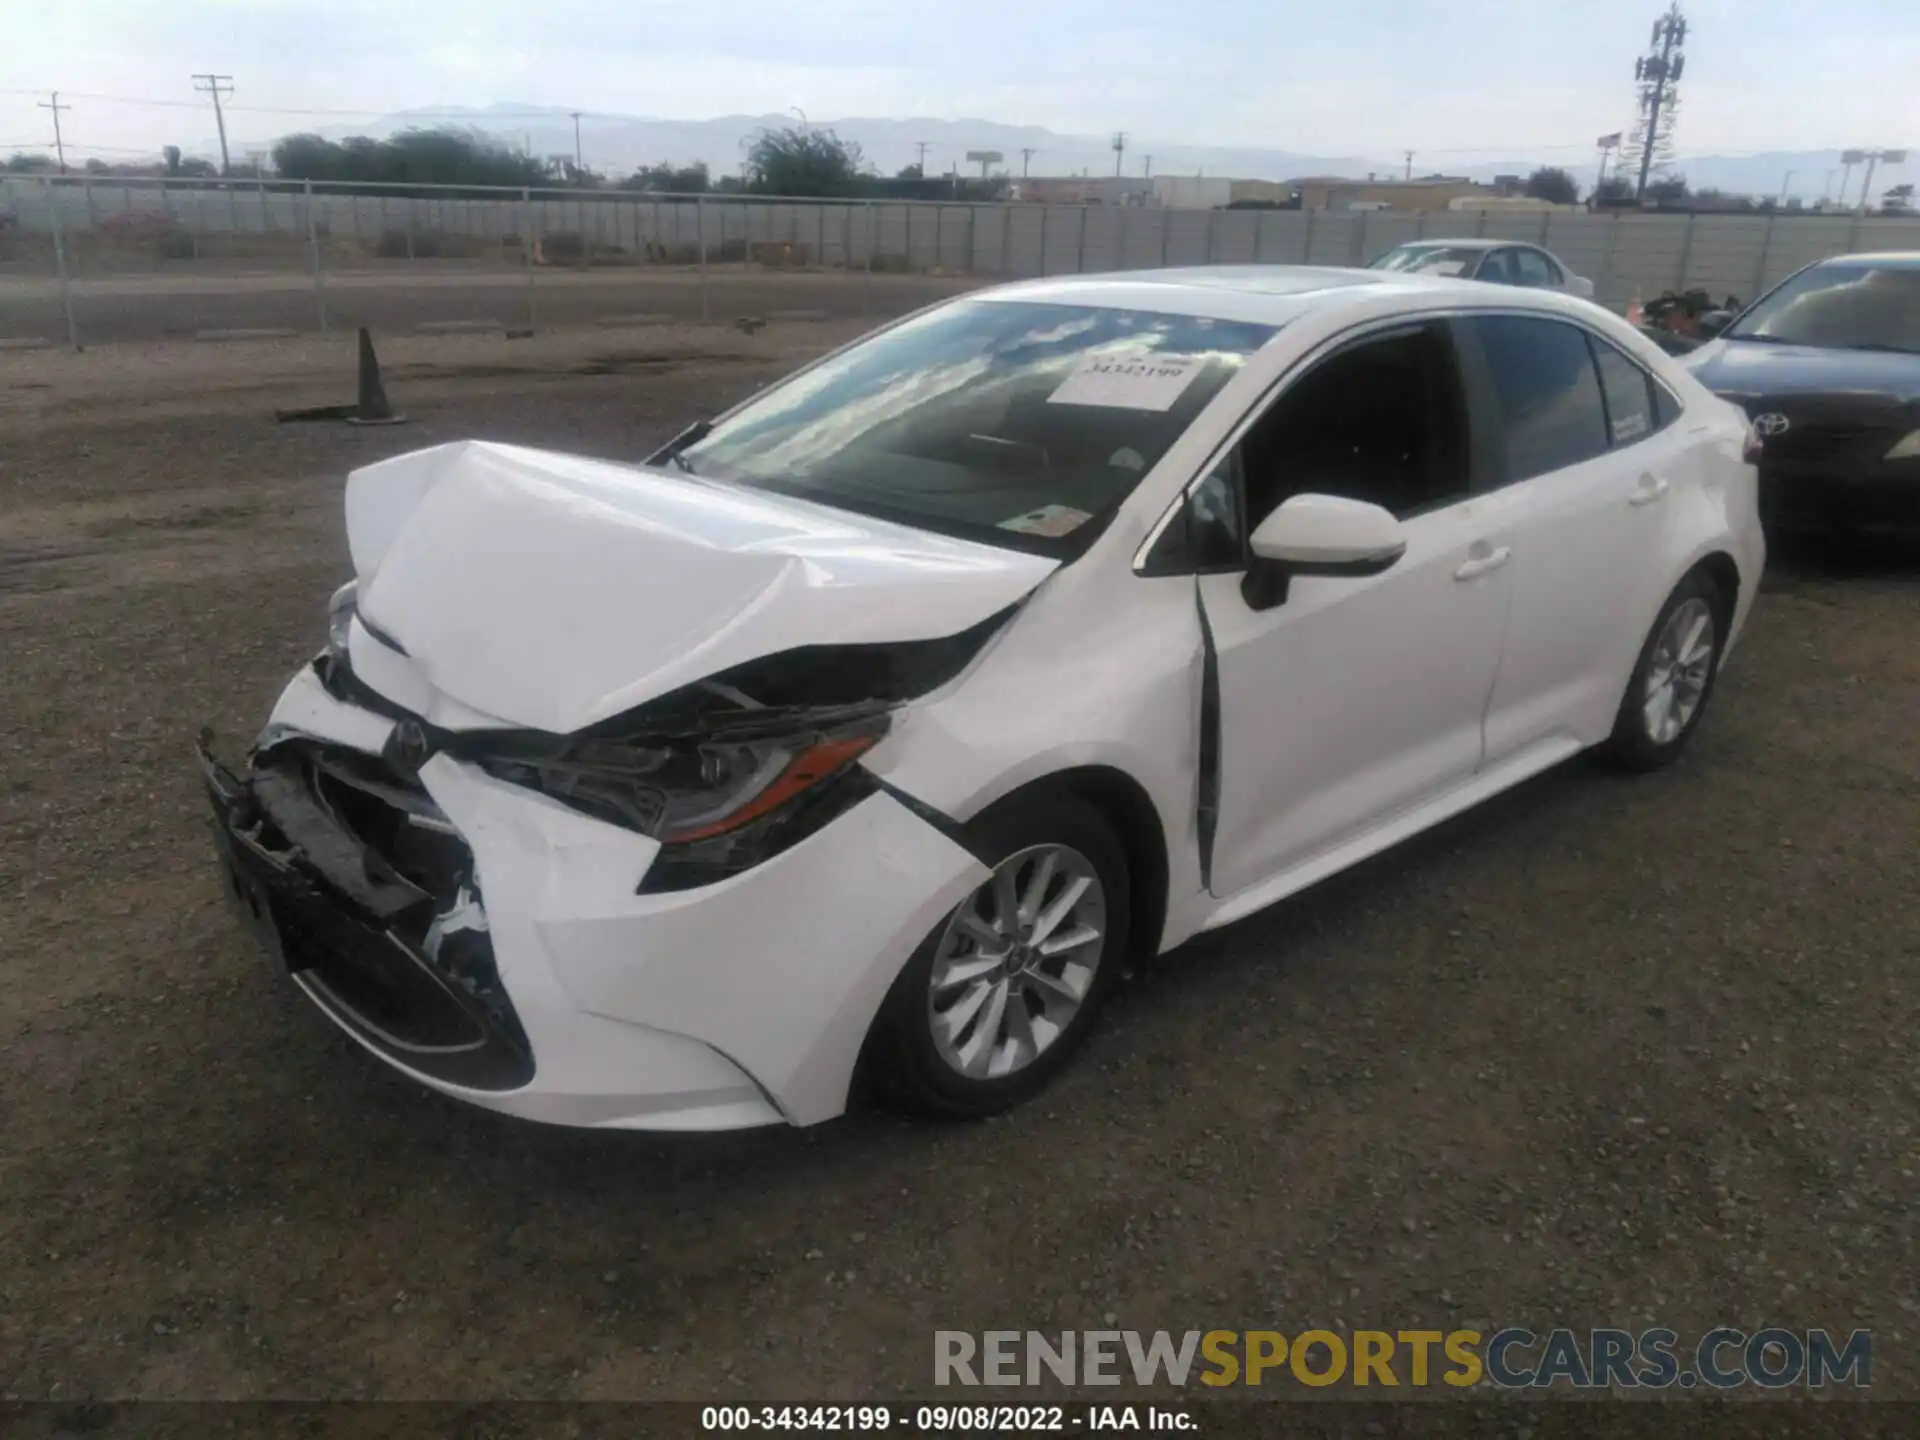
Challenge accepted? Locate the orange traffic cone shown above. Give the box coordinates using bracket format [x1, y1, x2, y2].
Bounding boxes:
[1625, 295, 1646, 327]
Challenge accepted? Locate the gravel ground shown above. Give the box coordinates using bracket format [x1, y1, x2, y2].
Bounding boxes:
[0, 264, 977, 347]
[1, 326, 1917, 1407]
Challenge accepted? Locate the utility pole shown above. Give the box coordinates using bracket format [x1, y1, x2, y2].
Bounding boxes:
[914, 140, 930, 174]
[571, 112, 584, 174]
[1020, 147, 1037, 177]
[1111, 131, 1126, 177]
[1630, 5, 1686, 202]
[39, 92, 70, 174]
[1404, 149, 1414, 181]
[1143, 154, 1153, 178]
[1854, 149, 1905, 217]
[1777, 169, 1793, 204]
[191, 74, 234, 175]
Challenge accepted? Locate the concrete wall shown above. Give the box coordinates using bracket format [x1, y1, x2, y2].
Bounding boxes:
[7, 178, 1920, 312]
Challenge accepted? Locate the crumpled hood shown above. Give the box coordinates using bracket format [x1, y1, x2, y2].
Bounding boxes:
[344, 440, 1058, 734]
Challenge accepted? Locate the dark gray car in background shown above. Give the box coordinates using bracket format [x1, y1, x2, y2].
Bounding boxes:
[1683, 253, 1920, 541]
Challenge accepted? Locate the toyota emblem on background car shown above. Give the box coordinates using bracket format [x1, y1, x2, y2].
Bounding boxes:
[1753, 413, 1792, 437]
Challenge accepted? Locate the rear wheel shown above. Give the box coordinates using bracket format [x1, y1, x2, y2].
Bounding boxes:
[866, 793, 1129, 1118]
[1607, 570, 1727, 771]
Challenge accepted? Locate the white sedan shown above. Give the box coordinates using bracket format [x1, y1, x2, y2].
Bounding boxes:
[1370, 239, 1598, 299]
[201, 265, 1764, 1132]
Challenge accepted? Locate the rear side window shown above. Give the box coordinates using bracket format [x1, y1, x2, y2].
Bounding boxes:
[1590, 340, 1657, 446]
[1465, 315, 1612, 482]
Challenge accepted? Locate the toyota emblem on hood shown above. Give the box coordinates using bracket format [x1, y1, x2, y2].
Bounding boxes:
[1753, 413, 1791, 437]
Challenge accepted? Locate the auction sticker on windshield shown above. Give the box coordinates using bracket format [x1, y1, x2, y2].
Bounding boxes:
[1048, 351, 1203, 411]
[999, 503, 1093, 537]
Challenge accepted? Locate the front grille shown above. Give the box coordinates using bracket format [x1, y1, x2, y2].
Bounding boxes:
[1762, 422, 1872, 465]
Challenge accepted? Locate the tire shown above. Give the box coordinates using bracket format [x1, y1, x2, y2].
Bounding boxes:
[1606, 568, 1729, 772]
[864, 791, 1131, 1119]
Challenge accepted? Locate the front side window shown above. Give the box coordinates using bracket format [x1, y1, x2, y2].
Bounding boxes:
[1464, 315, 1612, 482]
[1511, 249, 1556, 288]
[672, 300, 1277, 556]
[1239, 323, 1472, 528]
[1727, 263, 1920, 354]
[1476, 250, 1517, 285]
[1141, 455, 1244, 574]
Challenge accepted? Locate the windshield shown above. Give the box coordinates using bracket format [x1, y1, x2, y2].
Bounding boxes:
[1727, 263, 1920, 354]
[671, 300, 1276, 555]
[1370, 244, 1483, 277]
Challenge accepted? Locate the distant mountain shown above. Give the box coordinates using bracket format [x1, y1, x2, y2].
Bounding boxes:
[234, 106, 1910, 204]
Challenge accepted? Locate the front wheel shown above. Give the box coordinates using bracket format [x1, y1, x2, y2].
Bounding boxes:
[1606, 570, 1727, 771]
[864, 792, 1130, 1118]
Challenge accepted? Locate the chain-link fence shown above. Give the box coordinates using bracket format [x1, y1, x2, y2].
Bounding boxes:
[4, 174, 1919, 349]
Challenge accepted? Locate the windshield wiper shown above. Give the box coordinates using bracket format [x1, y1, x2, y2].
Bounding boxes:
[648, 418, 713, 474]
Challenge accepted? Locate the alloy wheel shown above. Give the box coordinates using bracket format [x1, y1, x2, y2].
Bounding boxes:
[926, 843, 1108, 1081]
[1641, 596, 1717, 746]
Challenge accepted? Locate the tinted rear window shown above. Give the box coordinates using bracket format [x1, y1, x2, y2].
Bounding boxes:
[1466, 315, 1612, 481]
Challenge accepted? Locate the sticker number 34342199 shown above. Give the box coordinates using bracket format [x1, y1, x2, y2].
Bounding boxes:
[1048, 352, 1202, 412]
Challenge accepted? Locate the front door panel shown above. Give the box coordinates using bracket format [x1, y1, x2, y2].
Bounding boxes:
[1199, 498, 1513, 901]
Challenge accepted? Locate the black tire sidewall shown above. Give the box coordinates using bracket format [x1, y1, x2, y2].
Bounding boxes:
[1612, 569, 1729, 770]
[868, 791, 1131, 1117]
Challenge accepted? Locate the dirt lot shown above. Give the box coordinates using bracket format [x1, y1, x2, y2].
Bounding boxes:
[0, 264, 978, 348]
[2, 323, 1918, 1409]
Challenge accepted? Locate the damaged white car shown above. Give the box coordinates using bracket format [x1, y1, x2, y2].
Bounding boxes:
[201, 266, 1765, 1131]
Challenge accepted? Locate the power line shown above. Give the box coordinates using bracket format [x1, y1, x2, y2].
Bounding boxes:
[191, 73, 234, 175]
[37, 91, 69, 173]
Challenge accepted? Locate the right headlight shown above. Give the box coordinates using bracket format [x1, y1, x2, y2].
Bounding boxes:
[475, 711, 889, 891]
[326, 580, 358, 661]
[480, 721, 883, 845]
[1885, 429, 1920, 461]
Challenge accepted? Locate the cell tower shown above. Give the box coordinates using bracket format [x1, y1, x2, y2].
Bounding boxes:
[1629, 3, 1687, 201]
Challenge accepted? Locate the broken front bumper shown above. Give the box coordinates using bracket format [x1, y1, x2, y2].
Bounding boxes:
[198, 664, 989, 1130]
[200, 734, 537, 1093]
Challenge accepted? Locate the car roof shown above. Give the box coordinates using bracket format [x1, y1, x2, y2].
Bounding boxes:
[1382, 238, 1523, 251]
[1812, 251, 1920, 268]
[975, 264, 1551, 325]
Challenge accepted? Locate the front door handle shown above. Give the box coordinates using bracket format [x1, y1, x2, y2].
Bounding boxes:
[1453, 545, 1512, 581]
[1630, 473, 1671, 507]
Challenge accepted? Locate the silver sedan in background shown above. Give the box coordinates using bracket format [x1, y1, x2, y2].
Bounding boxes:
[1370, 239, 1598, 299]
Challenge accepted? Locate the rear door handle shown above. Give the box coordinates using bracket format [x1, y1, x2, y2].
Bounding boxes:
[1453, 545, 1511, 581]
[1630, 473, 1671, 506]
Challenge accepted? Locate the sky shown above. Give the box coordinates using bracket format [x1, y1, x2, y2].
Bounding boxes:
[2, 0, 1916, 168]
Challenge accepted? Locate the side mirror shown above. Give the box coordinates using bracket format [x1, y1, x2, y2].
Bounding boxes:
[1570, 275, 1597, 300]
[1244, 494, 1407, 610]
